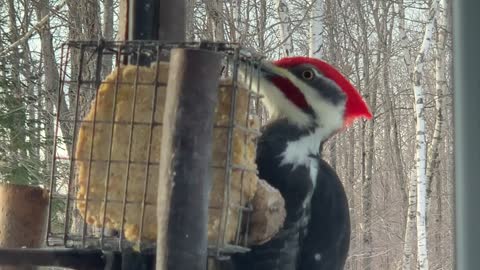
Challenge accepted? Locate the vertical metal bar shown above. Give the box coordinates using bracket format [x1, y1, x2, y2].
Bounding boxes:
[454, 0, 480, 269]
[63, 44, 84, 246]
[216, 48, 241, 255]
[82, 43, 105, 247]
[47, 43, 69, 245]
[100, 46, 123, 249]
[245, 59, 262, 247]
[138, 45, 163, 248]
[255, 58, 262, 117]
[119, 45, 143, 250]
[234, 57, 254, 245]
[156, 48, 222, 270]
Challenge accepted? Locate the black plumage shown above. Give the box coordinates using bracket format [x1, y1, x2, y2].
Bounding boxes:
[299, 159, 350, 270]
[228, 119, 350, 270]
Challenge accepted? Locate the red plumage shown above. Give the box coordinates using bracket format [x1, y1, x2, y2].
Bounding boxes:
[273, 57, 373, 126]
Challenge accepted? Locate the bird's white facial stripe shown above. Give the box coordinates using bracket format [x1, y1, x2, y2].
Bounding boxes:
[284, 71, 345, 131]
[239, 67, 312, 126]
[239, 62, 345, 131]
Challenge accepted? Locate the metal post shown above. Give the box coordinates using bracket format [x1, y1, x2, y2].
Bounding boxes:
[454, 0, 480, 269]
[156, 48, 222, 270]
[127, 0, 161, 65]
[126, 0, 185, 42]
[128, 0, 159, 41]
[125, 0, 186, 64]
[158, 0, 186, 42]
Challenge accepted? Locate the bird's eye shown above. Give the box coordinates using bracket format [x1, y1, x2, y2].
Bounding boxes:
[302, 69, 315, 80]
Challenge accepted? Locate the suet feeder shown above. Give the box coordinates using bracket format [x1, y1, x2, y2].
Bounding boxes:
[46, 40, 273, 255]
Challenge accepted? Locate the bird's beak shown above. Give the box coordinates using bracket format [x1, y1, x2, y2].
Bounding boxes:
[259, 61, 289, 79]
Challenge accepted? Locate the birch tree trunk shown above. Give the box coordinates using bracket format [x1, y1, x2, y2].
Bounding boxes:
[277, 0, 294, 56]
[309, 0, 323, 58]
[413, 1, 439, 269]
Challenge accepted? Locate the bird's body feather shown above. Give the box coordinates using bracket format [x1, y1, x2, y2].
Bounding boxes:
[230, 119, 315, 270]
[299, 159, 350, 270]
[230, 119, 350, 270]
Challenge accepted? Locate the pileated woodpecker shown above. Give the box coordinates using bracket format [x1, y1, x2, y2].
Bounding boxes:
[228, 57, 372, 270]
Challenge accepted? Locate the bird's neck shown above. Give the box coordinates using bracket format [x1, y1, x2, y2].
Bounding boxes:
[279, 126, 325, 169]
[263, 118, 330, 168]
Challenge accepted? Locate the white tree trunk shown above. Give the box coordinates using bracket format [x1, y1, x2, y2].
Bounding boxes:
[413, 1, 439, 269]
[277, 0, 294, 56]
[309, 0, 324, 58]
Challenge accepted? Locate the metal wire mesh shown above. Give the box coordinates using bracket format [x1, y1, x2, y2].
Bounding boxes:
[46, 40, 264, 256]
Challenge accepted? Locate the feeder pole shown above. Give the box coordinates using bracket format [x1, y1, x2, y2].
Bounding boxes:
[119, 0, 185, 42]
[119, 1, 218, 269]
[118, 0, 185, 64]
[157, 48, 222, 270]
[454, 0, 480, 269]
[158, 0, 186, 42]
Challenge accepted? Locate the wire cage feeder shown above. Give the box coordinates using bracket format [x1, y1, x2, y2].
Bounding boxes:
[46, 40, 264, 257]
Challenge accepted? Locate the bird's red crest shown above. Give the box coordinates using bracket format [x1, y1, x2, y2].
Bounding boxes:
[273, 57, 372, 126]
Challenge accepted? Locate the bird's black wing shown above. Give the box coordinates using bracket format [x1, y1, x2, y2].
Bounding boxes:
[299, 158, 351, 270]
[226, 121, 314, 270]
